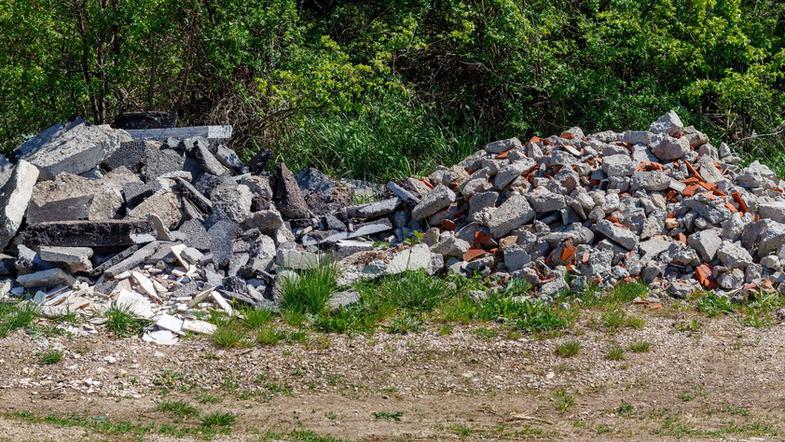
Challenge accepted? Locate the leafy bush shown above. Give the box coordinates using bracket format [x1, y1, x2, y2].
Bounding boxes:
[2, 1, 783, 179]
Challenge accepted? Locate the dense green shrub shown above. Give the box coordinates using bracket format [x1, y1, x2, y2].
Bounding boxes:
[1, 0, 783, 179]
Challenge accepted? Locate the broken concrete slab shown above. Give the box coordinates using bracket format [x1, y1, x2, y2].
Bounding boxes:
[649, 110, 684, 136]
[484, 194, 535, 238]
[651, 136, 690, 161]
[29, 167, 141, 224]
[759, 201, 785, 224]
[16, 220, 156, 248]
[115, 289, 155, 319]
[38, 246, 93, 273]
[17, 268, 75, 288]
[346, 198, 399, 219]
[687, 229, 722, 262]
[127, 190, 182, 229]
[103, 241, 160, 278]
[411, 184, 456, 220]
[125, 125, 233, 141]
[0, 160, 39, 250]
[595, 219, 638, 251]
[717, 241, 753, 269]
[17, 123, 132, 180]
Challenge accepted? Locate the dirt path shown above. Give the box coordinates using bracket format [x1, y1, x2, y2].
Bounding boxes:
[1, 303, 784, 440]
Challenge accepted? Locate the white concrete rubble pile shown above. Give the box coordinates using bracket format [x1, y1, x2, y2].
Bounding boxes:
[1, 111, 785, 344]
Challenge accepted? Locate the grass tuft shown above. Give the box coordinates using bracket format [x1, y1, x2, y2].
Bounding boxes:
[372, 411, 403, 421]
[555, 340, 581, 358]
[199, 411, 236, 431]
[211, 322, 248, 349]
[156, 400, 200, 418]
[281, 260, 338, 315]
[0, 302, 39, 337]
[256, 326, 285, 346]
[38, 350, 63, 365]
[242, 308, 274, 330]
[606, 346, 626, 361]
[104, 304, 146, 337]
[553, 388, 575, 413]
[629, 341, 651, 353]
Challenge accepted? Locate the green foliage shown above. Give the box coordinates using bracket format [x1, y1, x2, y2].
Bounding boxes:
[2, 1, 783, 180]
[281, 261, 338, 315]
[199, 411, 236, 432]
[696, 291, 734, 317]
[255, 326, 285, 346]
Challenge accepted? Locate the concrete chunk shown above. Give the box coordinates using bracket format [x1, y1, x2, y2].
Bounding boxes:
[595, 219, 638, 251]
[16, 220, 156, 248]
[602, 154, 635, 177]
[38, 246, 93, 272]
[0, 160, 39, 250]
[759, 201, 785, 224]
[485, 137, 523, 154]
[18, 123, 131, 180]
[484, 194, 535, 238]
[717, 241, 753, 269]
[651, 136, 690, 161]
[125, 125, 232, 141]
[687, 229, 722, 262]
[17, 268, 75, 288]
[346, 198, 399, 219]
[649, 110, 684, 136]
[412, 185, 456, 220]
[526, 188, 566, 213]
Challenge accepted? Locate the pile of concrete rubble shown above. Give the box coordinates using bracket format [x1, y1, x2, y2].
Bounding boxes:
[1, 111, 784, 343]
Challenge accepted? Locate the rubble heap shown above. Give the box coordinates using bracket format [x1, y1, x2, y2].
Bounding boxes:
[1, 111, 784, 343]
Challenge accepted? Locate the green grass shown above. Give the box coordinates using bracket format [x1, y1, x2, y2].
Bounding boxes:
[695, 291, 734, 317]
[38, 350, 63, 365]
[555, 340, 581, 358]
[281, 261, 339, 315]
[199, 411, 236, 431]
[609, 282, 649, 303]
[211, 322, 248, 349]
[375, 270, 454, 312]
[242, 308, 274, 329]
[601, 310, 645, 331]
[372, 411, 403, 422]
[472, 327, 499, 340]
[384, 313, 424, 334]
[156, 400, 200, 418]
[629, 341, 651, 353]
[560, 281, 647, 308]
[553, 388, 575, 413]
[0, 302, 39, 337]
[606, 346, 626, 361]
[256, 326, 285, 346]
[616, 402, 634, 416]
[104, 305, 147, 337]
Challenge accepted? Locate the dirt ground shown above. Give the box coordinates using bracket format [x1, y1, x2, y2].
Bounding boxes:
[1, 302, 784, 441]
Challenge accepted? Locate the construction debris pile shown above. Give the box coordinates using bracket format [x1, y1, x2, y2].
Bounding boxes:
[1, 111, 784, 343]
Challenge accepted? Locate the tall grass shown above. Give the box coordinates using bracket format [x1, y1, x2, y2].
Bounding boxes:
[280, 260, 339, 315]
